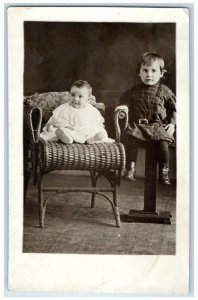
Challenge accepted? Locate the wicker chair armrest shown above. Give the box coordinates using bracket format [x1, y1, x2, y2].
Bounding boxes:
[114, 106, 129, 142]
[24, 105, 42, 143]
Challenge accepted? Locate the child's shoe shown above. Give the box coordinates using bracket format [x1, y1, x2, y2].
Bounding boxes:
[159, 165, 170, 185]
[122, 162, 136, 181]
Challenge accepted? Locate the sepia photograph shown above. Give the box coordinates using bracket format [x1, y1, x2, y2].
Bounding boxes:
[8, 6, 190, 294]
[23, 21, 176, 255]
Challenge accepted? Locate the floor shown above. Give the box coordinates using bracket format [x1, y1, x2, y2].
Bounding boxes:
[23, 171, 176, 255]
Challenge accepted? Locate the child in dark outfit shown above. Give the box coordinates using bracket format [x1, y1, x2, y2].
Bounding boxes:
[117, 52, 176, 184]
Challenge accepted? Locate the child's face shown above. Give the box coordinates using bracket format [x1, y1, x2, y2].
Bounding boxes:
[139, 60, 163, 86]
[69, 86, 89, 109]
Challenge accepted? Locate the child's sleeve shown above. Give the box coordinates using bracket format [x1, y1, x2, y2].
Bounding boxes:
[164, 89, 176, 124]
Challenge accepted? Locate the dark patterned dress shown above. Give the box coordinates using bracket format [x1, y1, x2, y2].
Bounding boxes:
[120, 82, 176, 144]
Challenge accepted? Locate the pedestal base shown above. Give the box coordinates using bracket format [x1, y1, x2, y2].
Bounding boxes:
[122, 209, 172, 224]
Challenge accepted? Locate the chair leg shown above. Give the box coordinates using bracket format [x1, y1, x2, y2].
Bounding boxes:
[24, 142, 30, 202]
[91, 195, 95, 208]
[113, 190, 121, 227]
[111, 171, 120, 227]
[24, 171, 30, 202]
[38, 170, 46, 228]
[90, 171, 98, 208]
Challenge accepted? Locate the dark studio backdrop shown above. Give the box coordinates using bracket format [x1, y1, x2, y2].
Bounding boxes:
[24, 22, 176, 107]
[24, 22, 176, 178]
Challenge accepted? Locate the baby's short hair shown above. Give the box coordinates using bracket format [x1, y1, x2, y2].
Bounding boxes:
[137, 52, 167, 73]
[70, 80, 92, 97]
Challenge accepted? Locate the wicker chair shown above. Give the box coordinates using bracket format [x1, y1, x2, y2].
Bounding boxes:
[24, 92, 126, 228]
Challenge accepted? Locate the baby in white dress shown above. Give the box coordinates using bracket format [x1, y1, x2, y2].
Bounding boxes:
[40, 80, 111, 144]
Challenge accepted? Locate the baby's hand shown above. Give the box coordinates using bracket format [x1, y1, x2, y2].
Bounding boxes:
[165, 124, 175, 136]
[42, 125, 47, 132]
[42, 124, 50, 132]
[114, 105, 129, 113]
[65, 125, 73, 130]
[43, 124, 56, 132]
[89, 95, 96, 102]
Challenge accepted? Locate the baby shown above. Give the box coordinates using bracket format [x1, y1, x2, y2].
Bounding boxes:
[40, 80, 111, 144]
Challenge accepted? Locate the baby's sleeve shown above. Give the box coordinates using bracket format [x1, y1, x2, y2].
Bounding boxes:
[93, 107, 105, 126]
[47, 104, 71, 128]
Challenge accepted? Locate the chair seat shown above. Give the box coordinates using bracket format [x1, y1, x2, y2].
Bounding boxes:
[41, 140, 125, 174]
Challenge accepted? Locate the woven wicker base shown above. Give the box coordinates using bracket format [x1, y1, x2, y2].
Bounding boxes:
[41, 140, 125, 173]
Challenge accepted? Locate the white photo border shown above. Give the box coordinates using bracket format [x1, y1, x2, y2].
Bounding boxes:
[6, 5, 191, 296]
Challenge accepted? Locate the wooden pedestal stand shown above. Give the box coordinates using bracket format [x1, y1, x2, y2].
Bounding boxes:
[124, 147, 172, 224]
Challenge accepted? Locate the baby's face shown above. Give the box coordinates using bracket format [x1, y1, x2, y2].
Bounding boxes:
[139, 60, 163, 86]
[69, 86, 89, 109]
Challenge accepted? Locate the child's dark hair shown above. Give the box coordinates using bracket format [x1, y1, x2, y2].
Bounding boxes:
[137, 52, 167, 74]
[70, 80, 92, 97]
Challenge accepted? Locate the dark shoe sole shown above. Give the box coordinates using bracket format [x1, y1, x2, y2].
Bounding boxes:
[122, 176, 136, 182]
[159, 180, 171, 185]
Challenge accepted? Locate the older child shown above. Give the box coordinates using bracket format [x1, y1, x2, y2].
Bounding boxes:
[117, 52, 176, 184]
[40, 80, 110, 144]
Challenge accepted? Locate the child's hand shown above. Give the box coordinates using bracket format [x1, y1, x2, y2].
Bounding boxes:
[114, 105, 129, 113]
[165, 124, 175, 136]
